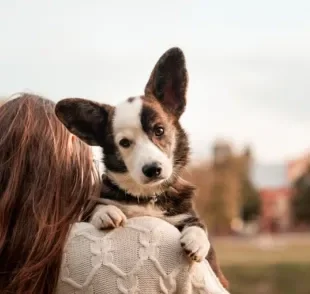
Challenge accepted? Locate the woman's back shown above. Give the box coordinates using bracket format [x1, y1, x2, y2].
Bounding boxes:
[57, 217, 229, 294]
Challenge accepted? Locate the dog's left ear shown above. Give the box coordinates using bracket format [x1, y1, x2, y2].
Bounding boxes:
[145, 47, 188, 119]
[55, 98, 113, 146]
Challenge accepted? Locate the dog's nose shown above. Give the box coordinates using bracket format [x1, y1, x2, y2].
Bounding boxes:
[142, 162, 162, 179]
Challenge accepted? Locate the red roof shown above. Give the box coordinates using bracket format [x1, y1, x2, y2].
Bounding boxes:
[259, 187, 291, 199]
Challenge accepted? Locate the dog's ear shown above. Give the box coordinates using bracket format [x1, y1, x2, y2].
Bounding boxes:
[55, 98, 113, 146]
[144, 47, 188, 119]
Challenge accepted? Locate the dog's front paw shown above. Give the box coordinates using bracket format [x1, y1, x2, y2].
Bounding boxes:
[180, 226, 210, 262]
[90, 205, 127, 230]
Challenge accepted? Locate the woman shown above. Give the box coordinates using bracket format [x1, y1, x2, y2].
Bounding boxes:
[0, 93, 229, 294]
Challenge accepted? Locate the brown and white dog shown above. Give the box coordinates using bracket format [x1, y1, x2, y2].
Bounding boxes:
[55, 47, 228, 289]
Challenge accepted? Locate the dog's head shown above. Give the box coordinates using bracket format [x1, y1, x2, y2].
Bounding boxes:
[55, 47, 190, 196]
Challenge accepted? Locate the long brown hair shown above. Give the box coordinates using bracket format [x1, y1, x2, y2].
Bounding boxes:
[0, 94, 99, 294]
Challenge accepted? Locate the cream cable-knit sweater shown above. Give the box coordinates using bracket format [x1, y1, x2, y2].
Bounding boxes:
[57, 216, 230, 294]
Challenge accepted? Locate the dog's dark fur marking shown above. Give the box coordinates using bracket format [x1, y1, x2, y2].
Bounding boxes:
[140, 101, 177, 157]
[98, 121, 128, 174]
[140, 105, 158, 134]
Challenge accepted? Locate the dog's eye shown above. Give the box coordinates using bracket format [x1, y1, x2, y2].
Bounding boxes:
[119, 138, 131, 148]
[154, 126, 165, 137]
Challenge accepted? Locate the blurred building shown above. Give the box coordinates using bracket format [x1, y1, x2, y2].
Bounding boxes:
[182, 142, 310, 235]
[252, 164, 291, 233]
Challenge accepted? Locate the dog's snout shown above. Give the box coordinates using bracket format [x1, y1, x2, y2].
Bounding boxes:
[142, 162, 162, 179]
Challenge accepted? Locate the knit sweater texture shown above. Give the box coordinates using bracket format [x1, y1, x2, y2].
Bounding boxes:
[57, 216, 230, 294]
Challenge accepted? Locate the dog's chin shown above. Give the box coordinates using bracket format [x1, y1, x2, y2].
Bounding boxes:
[131, 174, 167, 187]
[141, 178, 166, 187]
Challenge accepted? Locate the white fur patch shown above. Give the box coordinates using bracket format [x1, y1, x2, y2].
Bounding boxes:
[92, 146, 105, 174]
[112, 96, 173, 195]
[180, 226, 210, 262]
[107, 172, 166, 196]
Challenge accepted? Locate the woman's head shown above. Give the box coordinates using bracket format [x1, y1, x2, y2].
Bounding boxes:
[0, 93, 99, 293]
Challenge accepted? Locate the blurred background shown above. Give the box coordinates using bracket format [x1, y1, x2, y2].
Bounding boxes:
[1, 1, 310, 293]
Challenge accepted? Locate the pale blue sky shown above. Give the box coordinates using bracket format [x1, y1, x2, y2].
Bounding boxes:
[1, 0, 310, 163]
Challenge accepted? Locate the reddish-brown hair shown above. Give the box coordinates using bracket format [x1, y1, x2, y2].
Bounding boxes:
[0, 94, 99, 294]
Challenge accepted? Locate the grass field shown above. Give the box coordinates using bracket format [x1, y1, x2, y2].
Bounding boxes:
[213, 233, 310, 294]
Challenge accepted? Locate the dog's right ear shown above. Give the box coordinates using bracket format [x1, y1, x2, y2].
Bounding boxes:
[144, 47, 188, 119]
[55, 98, 113, 146]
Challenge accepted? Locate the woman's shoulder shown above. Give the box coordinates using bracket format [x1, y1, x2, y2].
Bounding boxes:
[58, 217, 229, 294]
[66, 216, 182, 249]
[65, 216, 183, 253]
[69, 216, 180, 235]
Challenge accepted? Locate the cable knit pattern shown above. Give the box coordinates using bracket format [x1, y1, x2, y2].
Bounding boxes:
[57, 217, 230, 294]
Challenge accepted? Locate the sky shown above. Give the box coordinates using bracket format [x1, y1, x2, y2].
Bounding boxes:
[0, 0, 310, 164]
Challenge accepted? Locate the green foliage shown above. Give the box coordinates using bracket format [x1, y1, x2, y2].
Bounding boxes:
[224, 263, 310, 294]
[240, 178, 261, 222]
[291, 167, 310, 225]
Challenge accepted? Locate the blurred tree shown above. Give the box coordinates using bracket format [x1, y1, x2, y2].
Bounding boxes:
[207, 181, 232, 234]
[237, 146, 260, 222]
[240, 177, 261, 222]
[186, 140, 260, 235]
[291, 165, 310, 225]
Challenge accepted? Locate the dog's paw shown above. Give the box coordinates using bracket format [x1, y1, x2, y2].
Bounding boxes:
[90, 205, 127, 230]
[180, 226, 210, 262]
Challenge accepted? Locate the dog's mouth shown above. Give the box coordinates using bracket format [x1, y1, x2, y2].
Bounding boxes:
[142, 177, 166, 186]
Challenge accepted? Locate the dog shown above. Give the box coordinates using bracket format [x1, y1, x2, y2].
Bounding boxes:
[55, 47, 229, 289]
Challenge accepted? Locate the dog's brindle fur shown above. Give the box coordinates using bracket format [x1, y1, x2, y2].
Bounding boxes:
[55, 47, 228, 289]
